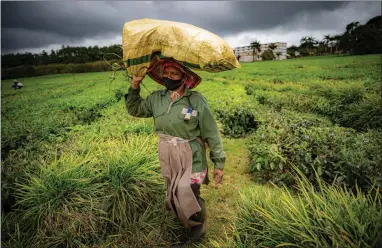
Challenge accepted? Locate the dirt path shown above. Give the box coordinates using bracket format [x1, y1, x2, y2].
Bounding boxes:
[188, 137, 254, 247]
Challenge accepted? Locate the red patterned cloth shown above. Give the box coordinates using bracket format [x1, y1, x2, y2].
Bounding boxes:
[147, 58, 201, 89]
[190, 169, 208, 185]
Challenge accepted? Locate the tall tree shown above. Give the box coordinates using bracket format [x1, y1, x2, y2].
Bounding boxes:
[268, 43, 277, 51]
[345, 22, 360, 34]
[287, 45, 298, 57]
[268, 43, 278, 59]
[250, 41, 261, 62]
[332, 35, 341, 54]
[300, 36, 316, 55]
[323, 35, 332, 54]
[276, 51, 282, 60]
[346, 16, 381, 55]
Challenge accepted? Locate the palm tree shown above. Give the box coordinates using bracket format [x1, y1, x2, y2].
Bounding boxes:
[268, 43, 278, 59]
[323, 35, 332, 54]
[300, 36, 308, 45]
[332, 35, 341, 55]
[307, 36, 317, 55]
[300, 36, 316, 55]
[287, 45, 298, 57]
[345, 22, 360, 35]
[250, 41, 261, 62]
[268, 43, 277, 51]
[276, 51, 282, 60]
[316, 41, 326, 55]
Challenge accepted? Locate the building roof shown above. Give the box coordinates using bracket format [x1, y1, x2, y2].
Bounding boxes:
[234, 42, 287, 50]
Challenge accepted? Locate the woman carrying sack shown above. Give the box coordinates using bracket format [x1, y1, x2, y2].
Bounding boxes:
[124, 58, 226, 240]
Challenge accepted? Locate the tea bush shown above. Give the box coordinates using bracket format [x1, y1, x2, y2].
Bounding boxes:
[247, 109, 382, 190]
[244, 80, 381, 131]
[215, 107, 258, 138]
[197, 79, 260, 138]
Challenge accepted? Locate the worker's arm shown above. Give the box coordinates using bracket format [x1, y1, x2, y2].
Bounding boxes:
[124, 76, 153, 118]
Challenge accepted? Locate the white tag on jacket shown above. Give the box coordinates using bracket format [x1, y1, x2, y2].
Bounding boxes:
[192, 110, 197, 117]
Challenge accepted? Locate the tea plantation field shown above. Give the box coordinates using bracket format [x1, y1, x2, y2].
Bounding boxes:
[2, 55, 381, 247]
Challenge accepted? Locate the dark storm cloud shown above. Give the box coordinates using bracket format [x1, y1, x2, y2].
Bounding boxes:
[0, 1, 374, 53]
[177, 2, 348, 35]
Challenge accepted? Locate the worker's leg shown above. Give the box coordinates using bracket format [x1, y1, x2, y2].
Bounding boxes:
[189, 183, 206, 239]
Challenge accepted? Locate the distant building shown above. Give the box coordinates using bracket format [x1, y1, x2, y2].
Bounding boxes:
[234, 42, 287, 62]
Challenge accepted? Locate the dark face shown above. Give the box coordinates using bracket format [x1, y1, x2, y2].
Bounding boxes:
[163, 66, 183, 80]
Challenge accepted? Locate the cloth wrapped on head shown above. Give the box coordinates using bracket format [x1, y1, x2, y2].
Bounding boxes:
[147, 58, 201, 89]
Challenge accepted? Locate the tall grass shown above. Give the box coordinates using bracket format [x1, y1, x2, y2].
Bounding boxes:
[3, 135, 181, 248]
[231, 168, 382, 248]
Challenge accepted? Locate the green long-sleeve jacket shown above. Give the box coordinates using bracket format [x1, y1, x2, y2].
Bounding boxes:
[124, 86, 225, 173]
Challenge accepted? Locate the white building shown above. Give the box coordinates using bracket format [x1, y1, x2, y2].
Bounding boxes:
[234, 42, 287, 62]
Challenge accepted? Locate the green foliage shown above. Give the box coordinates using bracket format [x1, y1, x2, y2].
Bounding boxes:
[2, 55, 381, 247]
[64, 99, 115, 125]
[195, 78, 260, 138]
[114, 89, 124, 102]
[231, 169, 382, 248]
[247, 110, 382, 190]
[245, 76, 381, 131]
[1, 66, 37, 79]
[339, 94, 382, 130]
[216, 107, 258, 138]
[261, 49, 275, 61]
[5, 135, 181, 248]
[2, 44, 123, 68]
[123, 123, 153, 135]
[1, 59, 122, 80]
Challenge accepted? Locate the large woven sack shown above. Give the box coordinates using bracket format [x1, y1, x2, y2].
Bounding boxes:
[122, 19, 241, 76]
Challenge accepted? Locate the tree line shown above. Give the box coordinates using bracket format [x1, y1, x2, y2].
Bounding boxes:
[248, 15, 381, 59]
[2, 44, 123, 68]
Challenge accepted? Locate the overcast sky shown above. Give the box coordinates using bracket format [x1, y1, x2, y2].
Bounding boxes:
[1, 1, 380, 54]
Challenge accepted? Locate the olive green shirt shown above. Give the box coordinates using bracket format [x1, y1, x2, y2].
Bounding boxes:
[124, 86, 225, 173]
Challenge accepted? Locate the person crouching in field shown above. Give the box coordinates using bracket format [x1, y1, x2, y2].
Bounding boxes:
[12, 80, 23, 90]
[124, 59, 226, 240]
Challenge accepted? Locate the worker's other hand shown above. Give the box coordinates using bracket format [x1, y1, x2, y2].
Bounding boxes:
[213, 168, 224, 186]
[132, 75, 145, 89]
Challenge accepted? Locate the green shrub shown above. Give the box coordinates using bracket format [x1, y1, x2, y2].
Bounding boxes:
[198, 80, 259, 138]
[245, 82, 376, 130]
[216, 107, 258, 138]
[231, 170, 382, 248]
[63, 99, 115, 125]
[1, 66, 36, 79]
[261, 50, 275, 61]
[3, 59, 122, 79]
[247, 110, 382, 190]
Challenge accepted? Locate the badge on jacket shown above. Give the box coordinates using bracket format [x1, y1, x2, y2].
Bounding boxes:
[182, 106, 197, 121]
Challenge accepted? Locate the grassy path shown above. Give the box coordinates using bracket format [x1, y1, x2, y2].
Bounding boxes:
[189, 137, 254, 247]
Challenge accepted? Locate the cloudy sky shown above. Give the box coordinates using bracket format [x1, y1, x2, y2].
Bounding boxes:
[1, 1, 380, 54]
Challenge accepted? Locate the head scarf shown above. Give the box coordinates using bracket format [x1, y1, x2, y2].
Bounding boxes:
[147, 58, 201, 89]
